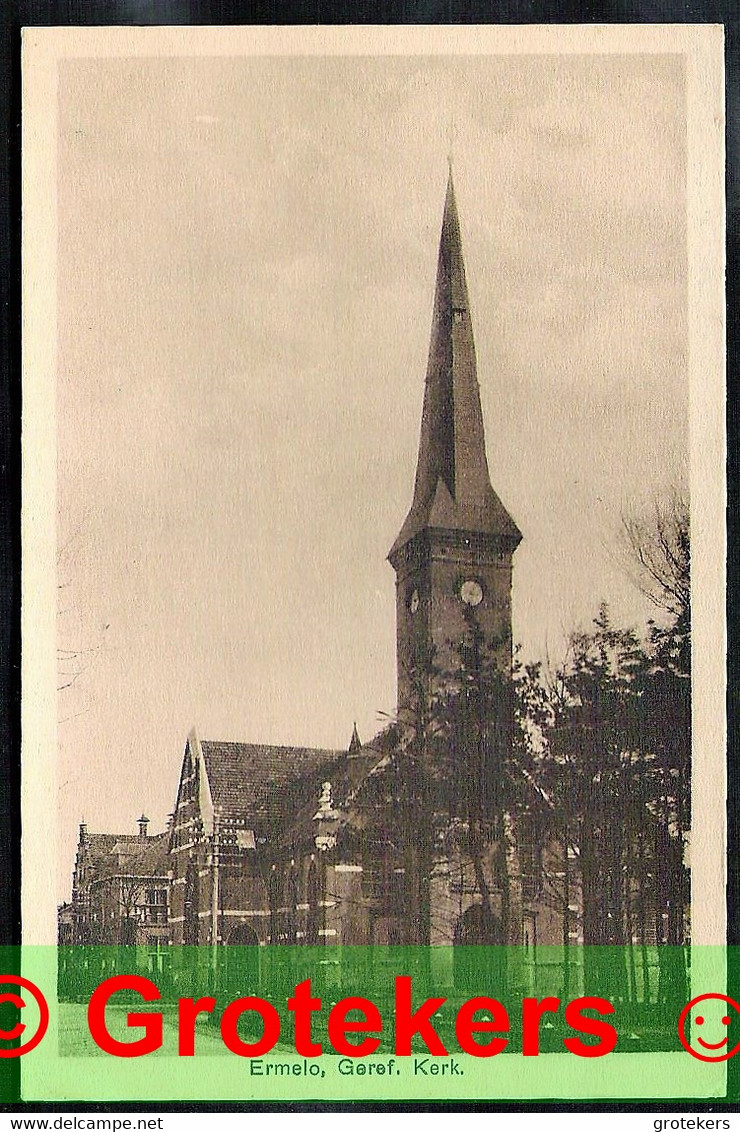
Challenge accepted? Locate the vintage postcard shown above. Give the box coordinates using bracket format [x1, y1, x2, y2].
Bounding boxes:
[18, 24, 726, 1104]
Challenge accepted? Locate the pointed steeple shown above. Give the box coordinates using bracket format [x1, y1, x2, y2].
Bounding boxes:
[348, 722, 362, 755]
[390, 171, 520, 559]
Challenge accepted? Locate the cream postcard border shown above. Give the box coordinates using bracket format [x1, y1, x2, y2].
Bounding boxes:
[20, 22, 726, 1096]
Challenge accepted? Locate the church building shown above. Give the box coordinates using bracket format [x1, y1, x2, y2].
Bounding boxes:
[67, 173, 576, 996]
[163, 171, 572, 988]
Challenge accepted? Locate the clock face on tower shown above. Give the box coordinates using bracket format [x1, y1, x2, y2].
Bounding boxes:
[459, 579, 484, 607]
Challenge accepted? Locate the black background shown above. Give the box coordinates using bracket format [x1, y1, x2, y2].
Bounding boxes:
[0, 0, 736, 1113]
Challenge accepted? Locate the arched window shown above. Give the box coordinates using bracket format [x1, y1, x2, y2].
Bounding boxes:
[183, 857, 199, 945]
[227, 923, 260, 995]
[305, 857, 320, 945]
[268, 866, 281, 945]
[518, 815, 543, 903]
[285, 861, 298, 945]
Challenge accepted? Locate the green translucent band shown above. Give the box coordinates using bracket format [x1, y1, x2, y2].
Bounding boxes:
[2, 945, 738, 1103]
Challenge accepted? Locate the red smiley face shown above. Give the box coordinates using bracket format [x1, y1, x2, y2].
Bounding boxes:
[678, 994, 740, 1062]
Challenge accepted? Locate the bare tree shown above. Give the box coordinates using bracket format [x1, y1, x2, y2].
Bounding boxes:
[619, 493, 690, 623]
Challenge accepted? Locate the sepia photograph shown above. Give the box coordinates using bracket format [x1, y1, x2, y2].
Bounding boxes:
[20, 24, 725, 1102]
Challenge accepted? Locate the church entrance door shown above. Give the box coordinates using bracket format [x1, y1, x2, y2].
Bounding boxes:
[453, 903, 505, 993]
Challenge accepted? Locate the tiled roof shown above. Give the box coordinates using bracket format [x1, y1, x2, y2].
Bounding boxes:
[85, 832, 170, 881]
[86, 833, 139, 863]
[119, 833, 170, 877]
[389, 170, 521, 559]
[279, 730, 398, 847]
[199, 740, 344, 826]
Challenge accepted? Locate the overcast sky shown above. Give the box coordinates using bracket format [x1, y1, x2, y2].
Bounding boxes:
[55, 51, 688, 900]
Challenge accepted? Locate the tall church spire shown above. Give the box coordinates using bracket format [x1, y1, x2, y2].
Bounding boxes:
[389, 172, 522, 712]
[390, 170, 520, 559]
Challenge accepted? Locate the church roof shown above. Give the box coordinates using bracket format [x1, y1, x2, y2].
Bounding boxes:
[278, 729, 399, 848]
[199, 739, 345, 825]
[390, 170, 521, 559]
[179, 728, 399, 844]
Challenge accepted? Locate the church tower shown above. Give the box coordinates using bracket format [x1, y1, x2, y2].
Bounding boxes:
[389, 171, 521, 713]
